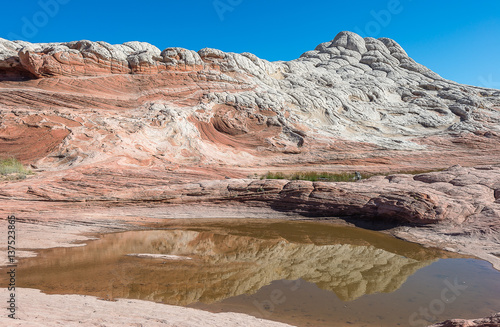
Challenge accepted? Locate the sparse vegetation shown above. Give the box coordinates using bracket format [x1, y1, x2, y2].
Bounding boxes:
[262, 171, 362, 182]
[0, 158, 33, 180]
[262, 169, 444, 182]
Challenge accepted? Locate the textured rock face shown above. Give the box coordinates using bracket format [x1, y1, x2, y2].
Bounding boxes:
[9, 39, 164, 77]
[0, 31, 499, 168]
[1, 164, 498, 226]
[429, 313, 500, 327]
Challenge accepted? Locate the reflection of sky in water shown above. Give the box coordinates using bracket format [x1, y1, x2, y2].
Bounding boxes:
[3, 220, 500, 327]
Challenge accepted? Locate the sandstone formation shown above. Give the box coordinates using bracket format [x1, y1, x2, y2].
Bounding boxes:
[429, 313, 500, 327]
[1, 164, 498, 226]
[0, 31, 499, 168]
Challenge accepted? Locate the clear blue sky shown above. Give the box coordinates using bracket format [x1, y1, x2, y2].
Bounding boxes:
[1, 0, 499, 88]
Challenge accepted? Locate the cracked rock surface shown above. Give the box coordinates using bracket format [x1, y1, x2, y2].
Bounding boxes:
[1, 31, 499, 167]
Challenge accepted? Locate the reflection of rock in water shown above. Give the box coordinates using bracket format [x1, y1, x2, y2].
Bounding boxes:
[145, 231, 435, 302]
[15, 229, 438, 305]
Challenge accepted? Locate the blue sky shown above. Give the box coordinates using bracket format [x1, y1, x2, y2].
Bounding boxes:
[1, 0, 499, 88]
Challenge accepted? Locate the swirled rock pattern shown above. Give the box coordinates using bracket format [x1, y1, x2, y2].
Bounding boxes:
[0, 31, 499, 167]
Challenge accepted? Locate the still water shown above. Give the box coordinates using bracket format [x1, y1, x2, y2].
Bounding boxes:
[3, 220, 500, 326]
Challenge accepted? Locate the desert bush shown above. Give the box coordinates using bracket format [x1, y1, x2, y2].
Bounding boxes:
[0, 158, 33, 180]
[262, 169, 444, 182]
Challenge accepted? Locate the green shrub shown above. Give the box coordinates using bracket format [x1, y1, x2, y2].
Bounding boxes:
[0, 158, 33, 180]
[262, 169, 444, 183]
[262, 171, 361, 182]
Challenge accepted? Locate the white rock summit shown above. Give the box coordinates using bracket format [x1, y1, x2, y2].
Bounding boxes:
[0, 31, 499, 167]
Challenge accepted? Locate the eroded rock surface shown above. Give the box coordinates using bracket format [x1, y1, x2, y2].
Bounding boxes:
[0, 31, 499, 168]
[429, 313, 500, 327]
[1, 165, 498, 226]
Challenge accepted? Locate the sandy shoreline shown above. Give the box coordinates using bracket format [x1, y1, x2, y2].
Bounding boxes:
[0, 288, 294, 327]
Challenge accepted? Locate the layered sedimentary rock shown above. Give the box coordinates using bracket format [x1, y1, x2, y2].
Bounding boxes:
[0, 31, 499, 168]
[429, 313, 500, 327]
[1, 32, 499, 225]
[1, 164, 498, 226]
